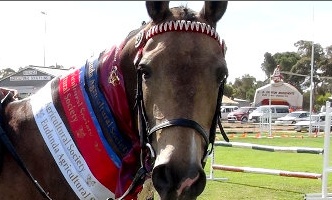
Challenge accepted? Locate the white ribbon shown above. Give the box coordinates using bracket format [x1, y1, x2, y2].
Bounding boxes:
[30, 81, 115, 200]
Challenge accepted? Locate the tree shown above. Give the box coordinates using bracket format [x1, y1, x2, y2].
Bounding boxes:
[0, 68, 15, 79]
[291, 41, 325, 87]
[273, 52, 300, 87]
[261, 52, 276, 77]
[246, 88, 256, 102]
[223, 83, 234, 98]
[232, 74, 256, 101]
[261, 51, 301, 90]
[230, 40, 332, 110]
[316, 93, 331, 111]
[291, 41, 326, 109]
[259, 40, 331, 110]
[318, 45, 332, 93]
[294, 40, 325, 58]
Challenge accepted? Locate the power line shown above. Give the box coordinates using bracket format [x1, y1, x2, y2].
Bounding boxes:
[280, 71, 332, 80]
[280, 71, 307, 77]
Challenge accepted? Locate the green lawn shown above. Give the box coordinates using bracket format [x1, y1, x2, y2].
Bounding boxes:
[198, 132, 332, 200]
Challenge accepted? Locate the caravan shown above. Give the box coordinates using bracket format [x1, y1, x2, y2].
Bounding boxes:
[220, 106, 238, 120]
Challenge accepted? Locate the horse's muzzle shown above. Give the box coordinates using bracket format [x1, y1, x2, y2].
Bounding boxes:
[152, 162, 206, 200]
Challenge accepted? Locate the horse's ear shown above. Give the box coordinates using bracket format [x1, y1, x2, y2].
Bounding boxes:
[146, 1, 170, 22]
[200, 1, 228, 24]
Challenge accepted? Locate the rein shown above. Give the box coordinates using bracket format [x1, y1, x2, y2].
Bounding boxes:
[0, 90, 52, 200]
[0, 128, 52, 200]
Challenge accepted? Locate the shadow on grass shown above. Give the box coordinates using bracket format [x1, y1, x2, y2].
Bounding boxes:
[213, 180, 304, 195]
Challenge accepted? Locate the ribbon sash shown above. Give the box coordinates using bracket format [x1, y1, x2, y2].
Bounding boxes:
[58, 67, 120, 191]
[84, 58, 132, 159]
[30, 81, 115, 199]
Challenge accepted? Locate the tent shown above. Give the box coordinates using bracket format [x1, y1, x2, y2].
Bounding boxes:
[222, 95, 239, 105]
[253, 82, 303, 110]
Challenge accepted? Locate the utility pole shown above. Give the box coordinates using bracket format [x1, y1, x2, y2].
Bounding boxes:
[41, 11, 47, 67]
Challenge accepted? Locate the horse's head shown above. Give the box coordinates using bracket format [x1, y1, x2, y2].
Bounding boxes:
[120, 1, 228, 199]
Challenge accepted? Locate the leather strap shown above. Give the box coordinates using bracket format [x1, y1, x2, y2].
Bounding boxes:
[149, 119, 209, 148]
[0, 126, 52, 200]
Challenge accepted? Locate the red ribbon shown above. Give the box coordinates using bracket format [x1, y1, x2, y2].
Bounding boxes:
[58, 69, 119, 192]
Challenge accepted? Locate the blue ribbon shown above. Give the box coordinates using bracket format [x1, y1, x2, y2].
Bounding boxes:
[83, 58, 132, 160]
[78, 64, 122, 168]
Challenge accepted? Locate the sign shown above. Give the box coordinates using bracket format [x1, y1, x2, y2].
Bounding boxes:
[10, 76, 51, 81]
[260, 90, 295, 98]
[23, 70, 37, 75]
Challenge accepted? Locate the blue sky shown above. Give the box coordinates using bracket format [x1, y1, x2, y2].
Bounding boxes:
[0, 1, 331, 83]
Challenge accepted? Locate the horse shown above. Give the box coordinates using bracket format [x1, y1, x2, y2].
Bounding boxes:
[0, 1, 228, 200]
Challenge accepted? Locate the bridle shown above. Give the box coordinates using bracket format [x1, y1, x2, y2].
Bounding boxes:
[116, 20, 229, 199]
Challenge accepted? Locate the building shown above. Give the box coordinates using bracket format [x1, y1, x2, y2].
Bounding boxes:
[0, 65, 70, 98]
[233, 98, 251, 107]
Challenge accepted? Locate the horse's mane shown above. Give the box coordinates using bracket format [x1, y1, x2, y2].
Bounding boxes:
[125, 21, 149, 41]
[0, 142, 2, 172]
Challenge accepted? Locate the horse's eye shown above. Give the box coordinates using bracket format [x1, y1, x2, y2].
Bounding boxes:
[216, 67, 226, 83]
[139, 65, 152, 79]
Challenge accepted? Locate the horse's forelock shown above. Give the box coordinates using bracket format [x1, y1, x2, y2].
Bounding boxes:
[169, 6, 198, 22]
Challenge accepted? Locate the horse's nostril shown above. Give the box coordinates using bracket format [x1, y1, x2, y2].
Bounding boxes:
[189, 169, 206, 197]
[152, 164, 174, 197]
[152, 164, 207, 199]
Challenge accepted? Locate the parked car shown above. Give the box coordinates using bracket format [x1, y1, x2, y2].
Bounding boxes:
[248, 105, 289, 123]
[294, 112, 332, 132]
[275, 111, 311, 125]
[227, 106, 256, 122]
[220, 106, 238, 120]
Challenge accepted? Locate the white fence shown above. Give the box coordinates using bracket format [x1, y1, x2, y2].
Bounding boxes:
[208, 100, 332, 199]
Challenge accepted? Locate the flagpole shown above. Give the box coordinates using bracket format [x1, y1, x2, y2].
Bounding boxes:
[269, 73, 272, 137]
[309, 4, 314, 135]
[41, 11, 47, 67]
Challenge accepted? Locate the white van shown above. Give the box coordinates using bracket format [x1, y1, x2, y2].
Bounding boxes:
[294, 112, 332, 132]
[248, 105, 289, 123]
[220, 106, 239, 120]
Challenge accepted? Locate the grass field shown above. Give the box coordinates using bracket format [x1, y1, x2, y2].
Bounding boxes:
[197, 132, 332, 200]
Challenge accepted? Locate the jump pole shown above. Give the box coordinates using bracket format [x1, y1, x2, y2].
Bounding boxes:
[206, 150, 228, 181]
[215, 141, 323, 155]
[212, 164, 322, 179]
[305, 101, 332, 199]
